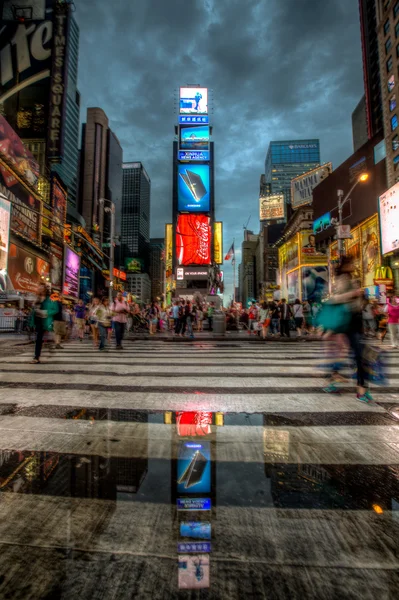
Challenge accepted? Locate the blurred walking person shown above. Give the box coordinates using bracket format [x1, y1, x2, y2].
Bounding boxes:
[111, 291, 130, 349]
[30, 284, 57, 364]
[386, 296, 399, 348]
[74, 299, 86, 342]
[279, 298, 291, 338]
[97, 297, 112, 351]
[52, 292, 66, 349]
[88, 297, 101, 348]
[292, 299, 304, 337]
[258, 301, 270, 340]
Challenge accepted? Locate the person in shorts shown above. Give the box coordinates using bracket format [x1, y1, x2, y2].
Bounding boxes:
[52, 293, 66, 349]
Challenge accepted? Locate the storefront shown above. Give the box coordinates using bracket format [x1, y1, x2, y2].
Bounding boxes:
[278, 230, 328, 302]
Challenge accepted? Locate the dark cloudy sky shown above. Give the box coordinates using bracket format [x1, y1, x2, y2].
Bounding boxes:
[74, 0, 364, 300]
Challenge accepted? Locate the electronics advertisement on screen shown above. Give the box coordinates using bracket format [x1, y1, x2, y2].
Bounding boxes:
[176, 214, 211, 266]
[180, 87, 208, 115]
[180, 125, 210, 150]
[178, 164, 210, 212]
[177, 441, 211, 494]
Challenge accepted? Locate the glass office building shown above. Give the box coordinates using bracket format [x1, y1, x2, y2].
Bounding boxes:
[265, 140, 320, 206]
[121, 162, 151, 270]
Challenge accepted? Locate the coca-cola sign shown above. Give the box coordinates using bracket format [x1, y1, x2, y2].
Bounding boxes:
[176, 214, 211, 266]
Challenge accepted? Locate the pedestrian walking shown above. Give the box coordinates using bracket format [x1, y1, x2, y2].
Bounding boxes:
[111, 291, 130, 349]
[185, 300, 195, 339]
[269, 302, 280, 337]
[292, 299, 304, 337]
[149, 302, 158, 335]
[30, 284, 57, 364]
[52, 292, 66, 349]
[97, 297, 112, 351]
[88, 297, 101, 348]
[248, 302, 258, 335]
[362, 299, 376, 337]
[197, 305, 204, 331]
[74, 299, 86, 342]
[385, 296, 399, 348]
[258, 301, 270, 340]
[279, 298, 292, 337]
[207, 303, 215, 332]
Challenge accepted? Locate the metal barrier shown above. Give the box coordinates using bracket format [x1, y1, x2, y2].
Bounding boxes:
[0, 316, 28, 333]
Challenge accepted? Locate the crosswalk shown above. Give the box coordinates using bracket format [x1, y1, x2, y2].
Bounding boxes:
[0, 338, 398, 598]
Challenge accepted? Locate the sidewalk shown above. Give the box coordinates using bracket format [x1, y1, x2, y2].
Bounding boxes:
[128, 331, 321, 342]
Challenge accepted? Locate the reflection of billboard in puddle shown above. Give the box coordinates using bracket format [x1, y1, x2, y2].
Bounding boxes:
[177, 441, 211, 493]
[178, 554, 210, 589]
[263, 428, 290, 460]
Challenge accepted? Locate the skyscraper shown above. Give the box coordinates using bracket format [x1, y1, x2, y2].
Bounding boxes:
[149, 238, 165, 301]
[121, 162, 151, 270]
[265, 140, 320, 206]
[359, 0, 383, 139]
[51, 12, 81, 208]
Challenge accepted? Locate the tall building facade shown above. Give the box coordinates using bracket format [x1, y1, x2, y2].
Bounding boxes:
[376, 0, 399, 187]
[121, 162, 151, 269]
[104, 130, 123, 262]
[149, 238, 165, 301]
[359, 0, 384, 139]
[265, 140, 320, 207]
[352, 95, 369, 151]
[51, 13, 81, 208]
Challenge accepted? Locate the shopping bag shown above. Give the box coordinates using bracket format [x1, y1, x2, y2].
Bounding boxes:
[361, 344, 388, 385]
[316, 302, 352, 334]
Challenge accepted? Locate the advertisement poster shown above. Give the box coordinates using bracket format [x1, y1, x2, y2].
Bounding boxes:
[313, 212, 331, 235]
[178, 554, 210, 590]
[0, 196, 11, 271]
[63, 246, 80, 299]
[50, 242, 63, 289]
[51, 174, 67, 242]
[177, 498, 211, 511]
[300, 231, 327, 265]
[180, 125, 209, 150]
[0, 116, 40, 187]
[178, 164, 210, 212]
[287, 270, 299, 303]
[346, 228, 361, 282]
[177, 441, 211, 494]
[291, 163, 332, 210]
[379, 182, 399, 255]
[361, 215, 380, 288]
[178, 150, 210, 162]
[176, 412, 212, 437]
[286, 236, 299, 271]
[7, 243, 49, 294]
[213, 222, 223, 264]
[180, 87, 208, 115]
[125, 257, 143, 273]
[259, 194, 285, 221]
[176, 214, 211, 266]
[0, 163, 41, 243]
[302, 265, 329, 302]
[165, 223, 173, 278]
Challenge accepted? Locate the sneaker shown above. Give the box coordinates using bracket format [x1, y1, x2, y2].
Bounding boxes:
[55, 344, 64, 349]
[30, 358, 40, 364]
[323, 382, 340, 394]
[364, 390, 374, 402]
[357, 393, 371, 404]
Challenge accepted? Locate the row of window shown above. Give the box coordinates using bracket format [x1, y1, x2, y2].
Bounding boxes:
[384, 2, 399, 35]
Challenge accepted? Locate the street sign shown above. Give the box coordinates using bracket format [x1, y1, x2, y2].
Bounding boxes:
[102, 243, 111, 248]
[337, 225, 351, 239]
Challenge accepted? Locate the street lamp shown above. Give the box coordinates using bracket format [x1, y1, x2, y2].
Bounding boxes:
[99, 198, 116, 302]
[335, 173, 369, 259]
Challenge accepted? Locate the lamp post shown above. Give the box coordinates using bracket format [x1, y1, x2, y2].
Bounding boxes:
[99, 198, 115, 302]
[335, 173, 369, 260]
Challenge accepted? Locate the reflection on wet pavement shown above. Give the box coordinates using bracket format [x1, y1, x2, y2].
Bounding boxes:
[0, 341, 398, 598]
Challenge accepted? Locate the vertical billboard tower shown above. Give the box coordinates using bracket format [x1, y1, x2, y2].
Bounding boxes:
[171, 86, 222, 300]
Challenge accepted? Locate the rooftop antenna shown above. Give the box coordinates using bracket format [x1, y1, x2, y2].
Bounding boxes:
[243, 215, 251, 231]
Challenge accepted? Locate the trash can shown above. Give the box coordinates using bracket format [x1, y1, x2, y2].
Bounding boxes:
[212, 311, 226, 334]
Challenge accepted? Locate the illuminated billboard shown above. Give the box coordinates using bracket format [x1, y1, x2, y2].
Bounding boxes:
[0, 196, 11, 272]
[213, 222, 223, 264]
[180, 125, 209, 150]
[291, 163, 332, 210]
[176, 214, 211, 266]
[0, 115, 39, 187]
[379, 182, 399, 254]
[259, 194, 285, 221]
[165, 223, 173, 278]
[178, 150, 210, 162]
[177, 441, 211, 494]
[178, 164, 210, 212]
[180, 87, 208, 115]
[63, 246, 80, 299]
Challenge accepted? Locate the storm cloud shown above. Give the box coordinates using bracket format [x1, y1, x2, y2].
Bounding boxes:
[75, 0, 363, 299]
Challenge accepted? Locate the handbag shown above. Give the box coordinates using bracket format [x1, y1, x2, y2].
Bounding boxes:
[316, 302, 352, 334]
[263, 318, 271, 327]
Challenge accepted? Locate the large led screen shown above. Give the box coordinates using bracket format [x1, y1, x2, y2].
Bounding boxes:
[180, 125, 210, 150]
[180, 87, 208, 115]
[177, 441, 211, 494]
[176, 214, 211, 266]
[379, 182, 399, 254]
[178, 164, 210, 212]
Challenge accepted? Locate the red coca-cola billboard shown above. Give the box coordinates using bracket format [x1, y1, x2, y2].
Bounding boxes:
[176, 214, 211, 266]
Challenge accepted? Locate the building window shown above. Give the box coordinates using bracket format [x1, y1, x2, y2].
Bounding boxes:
[385, 19, 390, 35]
[388, 74, 395, 91]
[386, 37, 392, 54]
[387, 56, 393, 72]
[395, 1, 399, 17]
[393, 134, 399, 150]
[391, 114, 398, 131]
[390, 94, 397, 111]
[394, 155, 399, 170]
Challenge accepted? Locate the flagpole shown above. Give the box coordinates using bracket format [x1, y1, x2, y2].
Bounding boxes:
[233, 238, 236, 305]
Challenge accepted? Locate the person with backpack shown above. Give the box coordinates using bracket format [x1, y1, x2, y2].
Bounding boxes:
[292, 299, 304, 337]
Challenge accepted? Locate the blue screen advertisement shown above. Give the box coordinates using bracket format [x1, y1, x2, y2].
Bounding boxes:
[177, 441, 211, 494]
[178, 164, 210, 212]
[179, 115, 209, 125]
[179, 150, 210, 162]
[180, 522, 211, 540]
[177, 498, 211, 511]
[180, 125, 209, 150]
